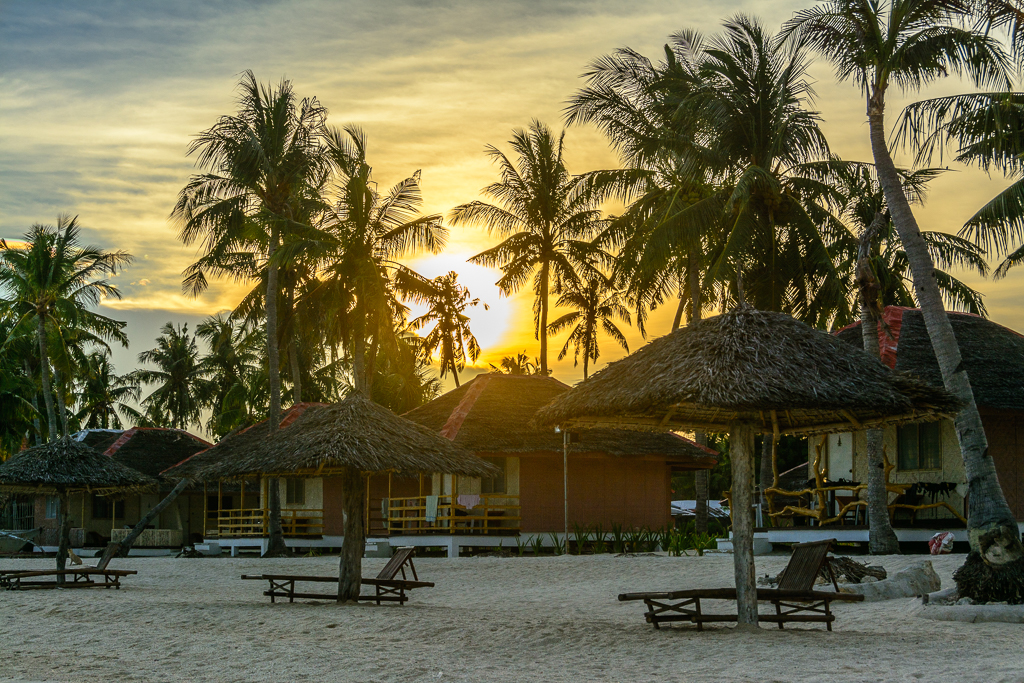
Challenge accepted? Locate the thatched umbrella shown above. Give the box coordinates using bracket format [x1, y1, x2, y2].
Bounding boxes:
[165, 394, 498, 601]
[0, 436, 156, 581]
[536, 306, 961, 629]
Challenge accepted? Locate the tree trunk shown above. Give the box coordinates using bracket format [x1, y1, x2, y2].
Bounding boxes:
[36, 315, 57, 443]
[868, 95, 1021, 570]
[731, 423, 759, 629]
[262, 225, 288, 558]
[539, 260, 549, 375]
[55, 490, 70, 584]
[338, 466, 366, 602]
[583, 351, 589, 380]
[686, 252, 709, 534]
[352, 308, 368, 397]
[289, 338, 303, 404]
[672, 290, 686, 331]
[54, 368, 69, 437]
[758, 434, 773, 525]
[858, 211, 900, 555]
[25, 361, 41, 446]
[116, 478, 190, 557]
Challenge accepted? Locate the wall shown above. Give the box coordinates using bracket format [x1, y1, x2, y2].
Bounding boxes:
[518, 452, 672, 532]
[980, 409, 1024, 520]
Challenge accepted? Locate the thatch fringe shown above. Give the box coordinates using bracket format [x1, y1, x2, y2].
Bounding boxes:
[0, 436, 157, 494]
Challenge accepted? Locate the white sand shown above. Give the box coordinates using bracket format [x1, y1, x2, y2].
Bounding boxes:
[2, 552, 1022, 683]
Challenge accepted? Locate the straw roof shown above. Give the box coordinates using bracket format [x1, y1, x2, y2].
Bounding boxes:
[73, 427, 213, 479]
[0, 436, 157, 495]
[535, 306, 962, 436]
[403, 373, 717, 467]
[165, 395, 498, 481]
[836, 307, 1024, 412]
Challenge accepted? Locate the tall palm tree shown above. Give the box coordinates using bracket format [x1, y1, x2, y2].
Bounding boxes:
[406, 271, 486, 387]
[314, 125, 447, 397]
[785, 0, 1023, 575]
[172, 71, 328, 434]
[450, 121, 604, 375]
[0, 315, 35, 456]
[0, 215, 132, 441]
[547, 275, 631, 379]
[195, 312, 265, 437]
[74, 351, 141, 430]
[135, 322, 207, 431]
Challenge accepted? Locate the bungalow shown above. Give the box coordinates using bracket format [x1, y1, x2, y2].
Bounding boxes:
[30, 427, 212, 550]
[790, 307, 1024, 542]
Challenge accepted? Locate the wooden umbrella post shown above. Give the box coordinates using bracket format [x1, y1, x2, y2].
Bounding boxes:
[731, 423, 759, 629]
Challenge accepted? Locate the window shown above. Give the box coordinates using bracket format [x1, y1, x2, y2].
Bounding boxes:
[92, 495, 125, 520]
[286, 479, 305, 505]
[897, 421, 942, 470]
[45, 496, 60, 520]
[481, 457, 506, 494]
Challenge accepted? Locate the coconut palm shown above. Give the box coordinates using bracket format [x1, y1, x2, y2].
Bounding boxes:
[404, 272, 486, 387]
[313, 125, 446, 397]
[195, 313, 265, 437]
[0, 216, 131, 441]
[785, 0, 1023, 575]
[0, 316, 35, 456]
[547, 275, 631, 379]
[450, 121, 604, 375]
[74, 351, 141, 430]
[135, 322, 208, 431]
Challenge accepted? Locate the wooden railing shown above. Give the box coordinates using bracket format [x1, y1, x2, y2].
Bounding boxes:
[384, 494, 520, 535]
[208, 508, 324, 538]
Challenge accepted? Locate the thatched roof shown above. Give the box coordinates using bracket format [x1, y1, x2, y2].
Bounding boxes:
[535, 306, 962, 436]
[162, 403, 325, 480]
[0, 436, 157, 495]
[402, 373, 717, 468]
[73, 427, 212, 479]
[835, 307, 1024, 412]
[165, 395, 498, 481]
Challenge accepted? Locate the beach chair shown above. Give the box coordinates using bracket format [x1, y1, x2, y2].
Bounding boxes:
[242, 546, 434, 605]
[0, 542, 138, 591]
[618, 539, 864, 630]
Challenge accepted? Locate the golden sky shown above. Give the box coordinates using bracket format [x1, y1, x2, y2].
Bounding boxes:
[1, 0, 1021, 388]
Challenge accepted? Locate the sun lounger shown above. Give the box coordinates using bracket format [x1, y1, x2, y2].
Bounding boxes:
[0, 542, 137, 591]
[618, 539, 864, 630]
[242, 547, 434, 605]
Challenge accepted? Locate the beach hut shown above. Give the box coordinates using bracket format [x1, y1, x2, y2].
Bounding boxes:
[827, 307, 1024, 524]
[167, 394, 496, 599]
[535, 305, 960, 629]
[397, 373, 716, 537]
[0, 436, 155, 580]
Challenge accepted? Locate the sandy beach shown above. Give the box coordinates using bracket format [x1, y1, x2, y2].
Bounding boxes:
[2, 552, 1022, 683]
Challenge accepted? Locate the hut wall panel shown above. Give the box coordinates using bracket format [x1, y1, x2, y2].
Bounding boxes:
[518, 452, 671, 532]
[981, 410, 1023, 520]
[322, 476, 345, 537]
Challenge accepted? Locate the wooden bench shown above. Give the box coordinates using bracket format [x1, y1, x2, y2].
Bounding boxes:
[0, 542, 137, 591]
[242, 547, 434, 605]
[619, 540, 864, 630]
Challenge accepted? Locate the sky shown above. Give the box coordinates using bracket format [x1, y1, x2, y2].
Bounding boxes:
[2, 0, 1022, 391]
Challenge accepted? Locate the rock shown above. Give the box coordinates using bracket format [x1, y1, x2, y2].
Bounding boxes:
[957, 597, 974, 606]
[860, 576, 878, 583]
[839, 560, 942, 601]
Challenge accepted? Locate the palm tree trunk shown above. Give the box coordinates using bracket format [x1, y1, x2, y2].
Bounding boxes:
[263, 224, 288, 558]
[54, 368, 69, 437]
[116, 478, 190, 557]
[338, 465, 365, 602]
[686, 253, 710, 534]
[868, 95, 1021, 568]
[25, 361, 42, 446]
[859, 212, 900, 555]
[758, 435, 773, 526]
[539, 260, 550, 375]
[55, 489, 70, 585]
[289, 338, 303, 404]
[36, 315, 57, 443]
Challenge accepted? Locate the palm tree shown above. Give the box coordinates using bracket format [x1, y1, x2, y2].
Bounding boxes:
[0, 316, 35, 456]
[135, 322, 207, 431]
[785, 0, 1023, 576]
[172, 71, 328, 434]
[450, 121, 604, 375]
[74, 351, 141, 430]
[195, 313, 265, 437]
[489, 352, 542, 375]
[0, 215, 132, 441]
[406, 271, 486, 387]
[547, 275, 630, 379]
[315, 125, 447, 397]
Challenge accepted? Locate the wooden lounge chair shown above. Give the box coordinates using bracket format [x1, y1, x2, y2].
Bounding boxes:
[242, 546, 434, 605]
[0, 542, 137, 591]
[618, 539, 864, 630]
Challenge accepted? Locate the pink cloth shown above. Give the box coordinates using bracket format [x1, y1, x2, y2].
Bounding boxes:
[457, 494, 480, 510]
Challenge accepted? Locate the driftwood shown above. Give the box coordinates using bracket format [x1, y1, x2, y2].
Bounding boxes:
[830, 556, 887, 584]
